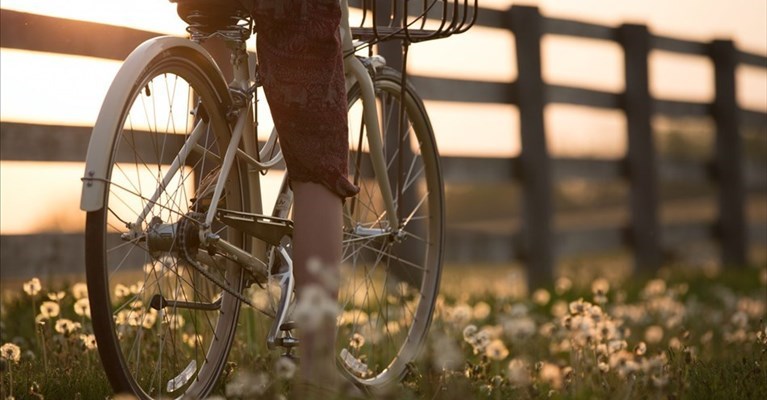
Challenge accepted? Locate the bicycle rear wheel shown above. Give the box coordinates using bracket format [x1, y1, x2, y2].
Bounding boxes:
[84, 44, 247, 399]
[338, 66, 445, 390]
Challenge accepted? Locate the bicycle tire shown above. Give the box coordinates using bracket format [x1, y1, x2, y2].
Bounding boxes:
[337, 65, 445, 390]
[85, 42, 248, 399]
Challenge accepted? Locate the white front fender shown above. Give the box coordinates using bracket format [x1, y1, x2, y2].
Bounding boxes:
[80, 36, 228, 212]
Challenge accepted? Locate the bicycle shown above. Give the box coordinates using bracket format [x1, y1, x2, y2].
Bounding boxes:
[80, 0, 476, 398]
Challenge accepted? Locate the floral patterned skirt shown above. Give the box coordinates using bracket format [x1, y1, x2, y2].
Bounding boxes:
[251, 0, 359, 198]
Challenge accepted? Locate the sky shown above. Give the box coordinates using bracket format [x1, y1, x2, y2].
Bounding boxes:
[1, 0, 766, 234]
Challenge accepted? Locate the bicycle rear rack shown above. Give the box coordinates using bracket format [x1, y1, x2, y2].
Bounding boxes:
[350, 0, 479, 44]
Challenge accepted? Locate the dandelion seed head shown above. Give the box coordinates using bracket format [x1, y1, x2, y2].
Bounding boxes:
[71, 283, 88, 300]
[23, 278, 42, 296]
[532, 289, 551, 306]
[507, 358, 531, 387]
[114, 284, 130, 299]
[634, 341, 647, 356]
[485, 339, 509, 360]
[644, 325, 664, 344]
[274, 356, 297, 380]
[80, 334, 97, 350]
[463, 324, 478, 341]
[39, 301, 60, 319]
[555, 277, 572, 295]
[0, 343, 21, 363]
[55, 319, 80, 335]
[473, 301, 491, 320]
[349, 332, 366, 350]
[73, 298, 91, 319]
[591, 278, 610, 296]
[539, 362, 563, 389]
[47, 291, 65, 301]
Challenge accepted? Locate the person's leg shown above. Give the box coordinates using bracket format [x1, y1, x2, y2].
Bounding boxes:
[291, 181, 343, 392]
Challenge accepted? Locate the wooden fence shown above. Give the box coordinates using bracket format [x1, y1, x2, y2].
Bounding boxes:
[1, 5, 766, 287]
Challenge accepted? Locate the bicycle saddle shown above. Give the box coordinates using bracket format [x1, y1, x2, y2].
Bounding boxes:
[171, 0, 256, 31]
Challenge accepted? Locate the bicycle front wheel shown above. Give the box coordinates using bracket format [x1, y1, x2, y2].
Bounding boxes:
[84, 44, 247, 399]
[338, 66, 445, 390]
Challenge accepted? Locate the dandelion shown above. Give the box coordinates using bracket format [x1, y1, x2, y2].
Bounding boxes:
[114, 284, 131, 298]
[47, 291, 65, 301]
[349, 333, 366, 350]
[274, 357, 297, 380]
[568, 298, 587, 315]
[55, 319, 80, 335]
[71, 282, 88, 300]
[555, 277, 572, 295]
[507, 358, 531, 387]
[23, 278, 42, 296]
[592, 277, 610, 296]
[634, 341, 647, 356]
[293, 284, 340, 331]
[1, 343, 22, 399]
[485, 339, 509, 361]
[472, 301, 491, 320]
[463, 324, 478, 341]
[0, 342, 21, 363]
[532, 289, 551, 306]
[644, 325, 664, 344]
[225, 371, 269, 398]
[539, 362, 563, 389]
[447, 303, 473, 326]
[80, 334, 97, 350]
[74, 298, 91, 318]
[39, 301, 60, 319]
[431, 333, 463, 370]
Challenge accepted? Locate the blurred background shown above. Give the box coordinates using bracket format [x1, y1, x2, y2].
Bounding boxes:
[1, 0, 766, 289]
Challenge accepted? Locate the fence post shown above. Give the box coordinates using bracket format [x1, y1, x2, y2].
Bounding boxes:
[619, 24, 662, 272]
[509, 6, 554, 288]
[710, 39, 748, 267]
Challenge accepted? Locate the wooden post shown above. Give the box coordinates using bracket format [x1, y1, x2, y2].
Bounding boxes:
[619, 24, 662, 272]
[710, 39, 748, 267]
[509, 6, 554, 288]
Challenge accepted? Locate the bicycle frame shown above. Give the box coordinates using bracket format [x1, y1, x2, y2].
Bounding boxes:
[79, 0, 399, 341]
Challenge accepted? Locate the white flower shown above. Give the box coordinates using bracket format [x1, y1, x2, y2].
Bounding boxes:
[485, 339, 509, 360]
[55, 319, 80, 335]
[274, 357, 297, 380]
[74, 298, 91, 318]
[539, 362, 562, 389]
[473, 302, 491, 320]
[39, 301, 60, 319]
[507, 358, 530, 387]
[0, 343, 21, 363]
[532, 289, 551, 306]
[644, 325, 664, 344]
[23, 278, 42, 296]
[47, 291, 65, 301]
[71, 283, 88, 300]
[80, 334, 97, 350]
[293, 284, 340, 332]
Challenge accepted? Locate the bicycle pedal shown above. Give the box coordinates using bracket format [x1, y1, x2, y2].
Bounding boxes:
[279, 321, 297, 332]
[217, 209, 293, 246]
[275, 336, 299, 349]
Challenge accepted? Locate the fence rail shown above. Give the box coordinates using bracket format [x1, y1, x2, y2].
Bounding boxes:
[1, 7, 766, 287]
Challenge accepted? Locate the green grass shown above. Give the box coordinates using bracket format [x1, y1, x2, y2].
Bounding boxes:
[1, 264, 766, 399]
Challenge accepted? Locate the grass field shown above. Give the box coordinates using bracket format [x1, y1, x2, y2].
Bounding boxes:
[1, 262, 765, 399]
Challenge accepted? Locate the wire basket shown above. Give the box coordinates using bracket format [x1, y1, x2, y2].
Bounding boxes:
[350, 0, 478, 44]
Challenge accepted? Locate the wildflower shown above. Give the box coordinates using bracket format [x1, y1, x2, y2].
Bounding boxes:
[349, 333, 365, 350]
[431, 333, 463, 370]
[555, 277, 572, 295]
[55, 319, 80, 335]
[532, 289, 551, 306]
[142, 309, 158, 329]
[473, 301, 491, 320]
[568, 298, 587, 315]
[274, 357, 297, 380]
[80, 334, 97, 350]
[539, 362, 563, 389]
[550, 301, 568, 318]
[651, 372, 669, 388]
[225, 371, 269, 398]
[644, 325, 664, 344]
[71, 283, 88, 300]
[507, 358, 531, 387]
[114, 284, 131, 298]
[591, 278, 610, 296]
[642, 279, 666, 298]
[0, 343, 21, 363]
[503, 316, 536, 340]
[338, 309, 369, 326]
[74, 298, 91, 318]
[634, 341, 647, 356]
[39, 301, 60, 319]
[447, 303, 473, 326]
[463, 325, 478, 341]
[47, 291, 65, 301]
[293, 284, 340, 331]
[485, 339, 509, 361]
[23, 278, 42, 296]
[164, 314, 185, 330]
